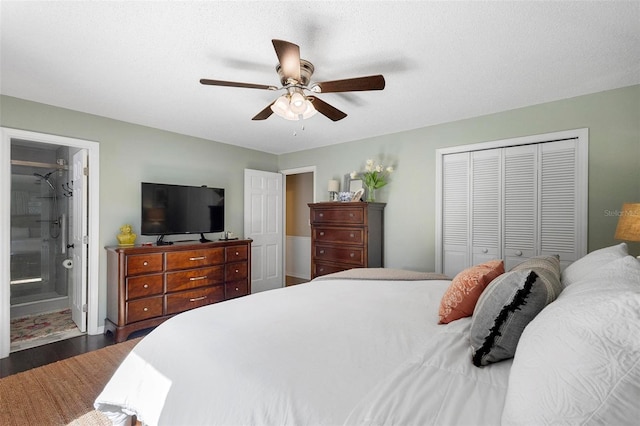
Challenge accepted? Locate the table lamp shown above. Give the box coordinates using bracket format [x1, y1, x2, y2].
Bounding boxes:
[328, 179, 340, 201]
[614, 203, 640, 257]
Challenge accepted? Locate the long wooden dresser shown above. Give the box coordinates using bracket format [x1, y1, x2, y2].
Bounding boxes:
[309, 202, 385, 279]
[105, 239, 251, 342]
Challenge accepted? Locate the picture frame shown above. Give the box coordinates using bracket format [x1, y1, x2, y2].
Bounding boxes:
[343, 173, 368, 200]
[351, 188, 365, 202]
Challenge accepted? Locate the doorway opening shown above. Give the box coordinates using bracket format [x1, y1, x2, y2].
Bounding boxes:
[282, 167, 315, 286]
[9, 140, 83, 351]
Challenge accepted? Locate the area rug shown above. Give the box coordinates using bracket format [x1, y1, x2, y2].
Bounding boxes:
[0, 337, 141, 426]
[10, 309, 77, 343]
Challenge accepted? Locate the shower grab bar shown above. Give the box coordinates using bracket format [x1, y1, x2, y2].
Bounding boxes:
[61, 213, 67, 254]
[11, 159, 69, 170]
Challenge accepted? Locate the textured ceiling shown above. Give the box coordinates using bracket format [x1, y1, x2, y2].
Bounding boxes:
[1, 1, 639, 154]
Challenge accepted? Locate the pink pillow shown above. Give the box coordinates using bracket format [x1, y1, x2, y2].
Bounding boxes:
[438, 260, 505, 324]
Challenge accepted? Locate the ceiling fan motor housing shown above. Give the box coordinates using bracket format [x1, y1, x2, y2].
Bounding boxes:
[277, 59, 314, 87]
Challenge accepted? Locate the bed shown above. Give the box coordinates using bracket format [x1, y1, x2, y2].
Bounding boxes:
[95, 243, 640, 425]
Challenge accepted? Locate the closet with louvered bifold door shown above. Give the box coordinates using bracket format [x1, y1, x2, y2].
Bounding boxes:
[437, 130, 588, 278]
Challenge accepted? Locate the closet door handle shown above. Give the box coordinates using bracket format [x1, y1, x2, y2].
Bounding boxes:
[515, 250, 523, 256]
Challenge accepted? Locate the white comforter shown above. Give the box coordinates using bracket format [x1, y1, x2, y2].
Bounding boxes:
[95, 279, 511, 425]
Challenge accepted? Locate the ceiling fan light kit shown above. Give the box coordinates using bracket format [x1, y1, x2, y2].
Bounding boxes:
[271, 92, 317, 121]
[200, 39, 385, 122]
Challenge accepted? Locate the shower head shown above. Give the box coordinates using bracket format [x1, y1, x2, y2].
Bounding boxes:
[34, 172, 55, 191]
[34, 171, 54, 179]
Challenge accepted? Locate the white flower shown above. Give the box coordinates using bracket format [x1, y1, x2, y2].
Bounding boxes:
[375, 164, 383, 173]
[386, 166, 394, 173]
[350, 171, 358, 179]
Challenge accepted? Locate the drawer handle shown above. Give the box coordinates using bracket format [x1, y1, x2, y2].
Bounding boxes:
[189, 276, 207, 281]
[143, 284, 149, 289]
[143, 307, 149, 312]
[350, 253, 355, 258]
[189, 296, 207, 302]
[235, 287, 239, 291]
[189, 256, 206, 261]
[319, 249, 325, 255]
[319, 213, 324, 217]
[350, 233, 354, 238]
[319, 231, 325, 236]
[235, 269, 239, 273]
[349, 213, 354, 217]
[143, 261, 148, 266]
[515, 250, 523, 256]
[235, 251, 239, 256]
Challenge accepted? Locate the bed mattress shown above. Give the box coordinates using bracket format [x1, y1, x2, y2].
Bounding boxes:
[95, 278, 510, 425]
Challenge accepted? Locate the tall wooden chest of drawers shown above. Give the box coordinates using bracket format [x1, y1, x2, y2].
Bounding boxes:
[105, 239, 251, 342]
[309, 202, 385, 279]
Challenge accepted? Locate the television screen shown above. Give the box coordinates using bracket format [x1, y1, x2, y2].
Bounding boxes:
[141, 182, 225, 236]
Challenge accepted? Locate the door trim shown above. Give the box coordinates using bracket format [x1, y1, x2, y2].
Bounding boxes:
[0, 127, 100, 359]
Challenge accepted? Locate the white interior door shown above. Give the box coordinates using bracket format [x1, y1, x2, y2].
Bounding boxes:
[244, 169, 283, 293]
[71, 149, 87, 332]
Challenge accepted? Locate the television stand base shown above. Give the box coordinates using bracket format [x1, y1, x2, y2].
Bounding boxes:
[199, 233, 211, 243]
[156, 235, 173, 246]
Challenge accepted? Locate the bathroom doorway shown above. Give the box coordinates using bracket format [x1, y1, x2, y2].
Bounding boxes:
[1, 128, 100, 358]
[9, 141, 82, 351]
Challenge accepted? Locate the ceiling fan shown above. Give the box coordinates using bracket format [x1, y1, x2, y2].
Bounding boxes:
[200, 39, 385, 122]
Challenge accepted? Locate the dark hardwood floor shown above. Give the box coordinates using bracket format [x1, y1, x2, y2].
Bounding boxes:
[0, 329, 151, 379]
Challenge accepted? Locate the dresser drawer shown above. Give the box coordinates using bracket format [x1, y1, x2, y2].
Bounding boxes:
[311, 207, 364, 225]
[314, 244, 364, 266]
[313, 227, 364, 244]
[126, 296, 163, 323]
[126, 253, 163, 276]
[165, 286, 224, 315]
[225, 280, 249, 299]
[225, 245, 248, 262]
[126, 274, 164, 300]
[313, 262, 350, 277]
[225, 261, 248, 281]
[166, 248, 224, 271]
[166, 266, 224, 293]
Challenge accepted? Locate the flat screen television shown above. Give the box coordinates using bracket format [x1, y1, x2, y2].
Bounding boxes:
[141, 182, 224, 244]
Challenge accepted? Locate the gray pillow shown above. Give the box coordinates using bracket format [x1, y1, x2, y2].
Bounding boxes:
[469, 263, 562, 367]
[511, 255, 562, 303]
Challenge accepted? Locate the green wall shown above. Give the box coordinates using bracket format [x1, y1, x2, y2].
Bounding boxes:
[278, 85, 640, 267]
[2, 85, 639, 329]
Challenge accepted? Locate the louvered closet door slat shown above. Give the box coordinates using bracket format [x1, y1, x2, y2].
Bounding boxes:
[471, 150, 501, 264]
[540, 139, 578, 262]
[442, 153, 469, 277]
[504, 145, 537, 269]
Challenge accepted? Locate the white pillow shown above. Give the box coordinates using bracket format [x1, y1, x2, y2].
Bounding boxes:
[560, 242, 628, 287]
[502, 256, 640, 425]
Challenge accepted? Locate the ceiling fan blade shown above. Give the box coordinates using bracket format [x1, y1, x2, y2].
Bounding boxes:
[308, 96, 347, 121]
[313, 75, 385, 93]
[272, 39, 301, 82]
[200, 79, 277, 91]
[252, 102, 274, 120]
